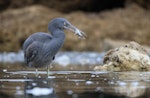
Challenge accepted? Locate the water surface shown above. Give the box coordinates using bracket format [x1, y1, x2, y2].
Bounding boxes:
[0, 68, 149, 98]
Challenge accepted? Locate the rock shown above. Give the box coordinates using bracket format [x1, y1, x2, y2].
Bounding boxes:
[102, 38, 150, 53]
[94, 41, 150, 71]
[0, 4, 150, 52]
[0, 5, 72, 52]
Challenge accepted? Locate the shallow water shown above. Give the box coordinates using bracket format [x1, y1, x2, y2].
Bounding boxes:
[0, 51, 105, 65]
[0, 68, 150, 98]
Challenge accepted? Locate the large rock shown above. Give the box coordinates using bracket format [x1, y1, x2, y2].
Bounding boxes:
[0, 4, 150, 52]
[94, 41, 150, 71]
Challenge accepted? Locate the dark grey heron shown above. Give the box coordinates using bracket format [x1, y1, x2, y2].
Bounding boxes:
[23, 18, 86, 76]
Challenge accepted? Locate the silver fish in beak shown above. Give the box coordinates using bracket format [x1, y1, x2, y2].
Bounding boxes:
[64, 22, 87, 39]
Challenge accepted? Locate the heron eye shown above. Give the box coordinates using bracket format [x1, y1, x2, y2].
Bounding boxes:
[64, 22, 66, 26]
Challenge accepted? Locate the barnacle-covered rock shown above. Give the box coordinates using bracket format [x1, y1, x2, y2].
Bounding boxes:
[94, 41, 150, 71]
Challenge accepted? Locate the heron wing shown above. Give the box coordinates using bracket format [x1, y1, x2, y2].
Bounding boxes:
[24, 41, 40, 64]
[23, 32, 53, 65]
[23, 37, 33, 52]
[23, 32, 52, 51]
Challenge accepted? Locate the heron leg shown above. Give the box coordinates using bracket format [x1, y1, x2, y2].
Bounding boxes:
[35, 68, 39, 77]
[47, 65, 49, 77]
[47, 62, 53, 77]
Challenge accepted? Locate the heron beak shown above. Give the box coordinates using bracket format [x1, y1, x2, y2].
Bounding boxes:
[64, 24, 87, 39]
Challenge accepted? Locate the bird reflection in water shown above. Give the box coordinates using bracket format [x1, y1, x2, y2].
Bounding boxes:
[25, 78, 58, 98]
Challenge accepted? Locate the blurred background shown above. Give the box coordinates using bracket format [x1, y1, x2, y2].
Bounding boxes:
[0, 1, 150, 98]
[0, 0, 150, 52]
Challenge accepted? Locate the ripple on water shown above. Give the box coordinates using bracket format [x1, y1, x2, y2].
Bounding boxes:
[0, 70, 149, 98]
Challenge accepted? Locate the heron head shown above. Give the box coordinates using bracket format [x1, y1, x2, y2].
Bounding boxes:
[48, 18, 87, 39]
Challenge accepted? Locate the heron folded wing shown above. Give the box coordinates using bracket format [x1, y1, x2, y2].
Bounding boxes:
[23, 32, 52, 51]
[24, 42, 39, 64]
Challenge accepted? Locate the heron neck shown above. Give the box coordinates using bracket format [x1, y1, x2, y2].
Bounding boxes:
[51, 29, 65, 39]
[43, 30, 65, 59]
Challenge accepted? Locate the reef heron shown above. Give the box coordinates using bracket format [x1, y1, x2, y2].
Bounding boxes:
[23, 18, 86, 76]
